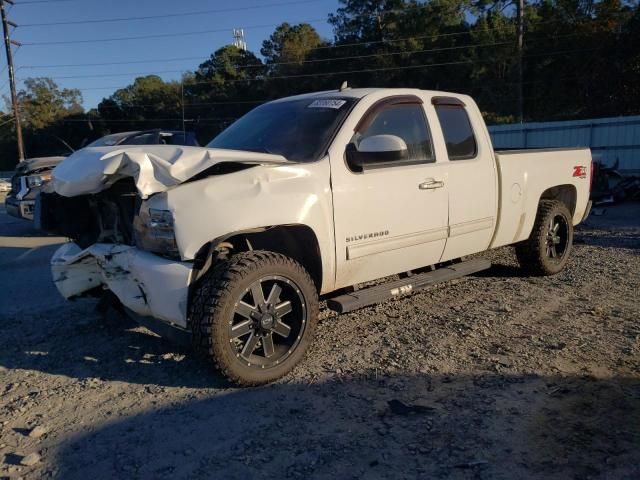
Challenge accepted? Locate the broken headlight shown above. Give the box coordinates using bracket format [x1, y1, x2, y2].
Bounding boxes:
[133, 208, 179, 257]
[26, 173, 50, 188]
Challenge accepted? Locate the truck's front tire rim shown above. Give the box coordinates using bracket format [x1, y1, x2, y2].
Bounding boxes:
[545, 214, 569, 260]
[229, 275, 307, 369]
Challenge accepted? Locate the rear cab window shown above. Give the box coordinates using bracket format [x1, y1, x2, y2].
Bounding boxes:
[433, 97, 477, 160]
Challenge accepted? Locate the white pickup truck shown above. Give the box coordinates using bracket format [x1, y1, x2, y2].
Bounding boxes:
[38, 88, 592, 385]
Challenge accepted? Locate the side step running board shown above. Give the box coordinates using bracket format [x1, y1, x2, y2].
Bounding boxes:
[326, 258, 491, 314]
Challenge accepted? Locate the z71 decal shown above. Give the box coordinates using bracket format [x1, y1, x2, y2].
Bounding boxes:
[573, 165, 587, 178]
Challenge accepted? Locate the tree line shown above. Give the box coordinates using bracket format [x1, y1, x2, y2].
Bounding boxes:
[1, 0, 638, 168]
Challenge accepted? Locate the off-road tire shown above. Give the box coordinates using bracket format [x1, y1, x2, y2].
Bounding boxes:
[190, 250, 319, 385]
[515, 200, 573, 276]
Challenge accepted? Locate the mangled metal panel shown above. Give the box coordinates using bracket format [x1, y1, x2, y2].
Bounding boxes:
[52, 242, 192, 326]
[52, 145, 290, 198]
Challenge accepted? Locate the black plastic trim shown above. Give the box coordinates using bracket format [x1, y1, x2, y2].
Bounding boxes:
[431, 96, 466, 107]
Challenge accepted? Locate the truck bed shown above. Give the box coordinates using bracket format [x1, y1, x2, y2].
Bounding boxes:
[490, 147, 592, 249]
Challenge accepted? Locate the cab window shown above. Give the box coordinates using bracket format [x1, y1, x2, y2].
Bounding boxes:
[434, 105, 477, 160]
[353, 104, 434, 164]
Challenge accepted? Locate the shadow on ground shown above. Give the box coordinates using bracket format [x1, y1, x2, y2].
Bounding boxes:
[0, 304, 224, 389]
[50, 373, 640, 480]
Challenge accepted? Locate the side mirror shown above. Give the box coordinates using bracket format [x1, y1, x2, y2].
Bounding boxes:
[346, 134, 408, 171]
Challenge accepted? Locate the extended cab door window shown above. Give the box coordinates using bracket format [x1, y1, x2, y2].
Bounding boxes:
[434, 103, 477, 160]
[348, 101, 434, 171]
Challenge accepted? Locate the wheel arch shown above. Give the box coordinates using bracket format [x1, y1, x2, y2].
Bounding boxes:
[191, 224, 324, 293]
[539, 184, 577, 216]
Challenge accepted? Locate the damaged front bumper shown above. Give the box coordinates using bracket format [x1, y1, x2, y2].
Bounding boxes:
[51, 243, 193, 327]
[5, 193, 36, 220]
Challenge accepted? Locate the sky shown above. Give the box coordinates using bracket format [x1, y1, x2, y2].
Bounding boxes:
[1, 0, 342, 108]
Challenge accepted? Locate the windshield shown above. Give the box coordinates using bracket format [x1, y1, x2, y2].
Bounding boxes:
[87, 132, 135, 147]
[207, 97, 356, 162]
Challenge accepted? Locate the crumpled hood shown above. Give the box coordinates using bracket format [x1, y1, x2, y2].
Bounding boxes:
[16, 156, 67, 175]
[51, 145, 289, 198]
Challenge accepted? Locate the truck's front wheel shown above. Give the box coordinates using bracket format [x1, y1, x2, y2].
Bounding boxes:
[191, 251, 319, 385]
[515, 200, 573, 276]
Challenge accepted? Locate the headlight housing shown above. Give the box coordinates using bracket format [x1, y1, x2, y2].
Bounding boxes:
[133, 208, 179, 258]
[26, 174, 51, 188]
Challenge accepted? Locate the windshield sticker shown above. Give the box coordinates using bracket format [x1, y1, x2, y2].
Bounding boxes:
[308, 99, 347, 109]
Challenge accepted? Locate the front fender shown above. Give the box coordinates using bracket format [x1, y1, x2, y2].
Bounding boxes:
[149, 159, 336, 293]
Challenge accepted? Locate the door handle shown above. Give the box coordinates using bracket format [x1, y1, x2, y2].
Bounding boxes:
[418, 179, 445, 190]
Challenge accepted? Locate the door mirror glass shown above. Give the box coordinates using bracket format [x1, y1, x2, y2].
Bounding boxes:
[347, 134, 408, 170]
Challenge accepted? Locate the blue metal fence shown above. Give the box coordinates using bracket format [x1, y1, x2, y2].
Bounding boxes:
[488, 115, 640, 173]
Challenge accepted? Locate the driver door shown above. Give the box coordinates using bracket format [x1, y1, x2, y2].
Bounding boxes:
[330, 95, 450, 289]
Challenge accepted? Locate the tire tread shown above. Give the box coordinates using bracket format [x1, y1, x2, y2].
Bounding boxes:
[190, 250, 318, 385]
[515, 200, 573, 276]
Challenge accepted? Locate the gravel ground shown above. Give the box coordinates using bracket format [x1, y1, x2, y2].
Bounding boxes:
[0, 203, 639, 479]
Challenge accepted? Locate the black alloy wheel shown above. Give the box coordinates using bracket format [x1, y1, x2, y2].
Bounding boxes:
[191, 251, 319, 385]
[545, 213, 570, 261]
[229, 275, 307, 369]
[515, 200, 574, 276]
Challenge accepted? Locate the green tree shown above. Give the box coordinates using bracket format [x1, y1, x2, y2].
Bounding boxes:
[97, 75, 182, 131]
[12, 77, 83, 130]
[261, 23, 324, 74]
[328, 0, 406, 43]
[195, 45, 265, 88]
[189, 46, 266, 140]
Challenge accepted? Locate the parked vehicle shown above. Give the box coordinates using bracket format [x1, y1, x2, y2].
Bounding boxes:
[37, 88, 592, 385]
[5, 129, 199, 220]
[0, 176, 13, 193]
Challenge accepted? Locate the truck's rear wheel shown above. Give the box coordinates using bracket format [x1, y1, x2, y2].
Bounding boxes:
[515, 200, 573, 276]
[191, 250, 319, 385]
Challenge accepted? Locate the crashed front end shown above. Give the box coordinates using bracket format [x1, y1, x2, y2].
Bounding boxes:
[40, 177, 193, 327]
[51, 243, 192, 325]
[40, 145, 289, 329]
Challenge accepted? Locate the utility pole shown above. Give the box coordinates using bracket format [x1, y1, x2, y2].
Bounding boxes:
[0, 0, 24, 161]
[516, 0, 524, 124]
[181, 81, 186, 138]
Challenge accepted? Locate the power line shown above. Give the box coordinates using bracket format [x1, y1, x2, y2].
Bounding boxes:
[20, 36, 589, 86]
[18, 22, 529, 69]
[17, 40, 518, 80]
[41, 47, 597, 93]
[20, 68, 191, 80]
[21, 56, 206, 69]
[19, 3, 549, 48]
[17, 71, 593, 118]
[16, 0, 521, 27]
[57, 116, 238, 123]
[19, 0, 326, 27]
[26, 30, 586, 80]
[20, 29, 515, 69]
[21, 18, 327, 46]
[94, 99, 267, 110]
[13, 0, 85, 3]
[179, 47, 602, 85]
[18, 17, 585, 68]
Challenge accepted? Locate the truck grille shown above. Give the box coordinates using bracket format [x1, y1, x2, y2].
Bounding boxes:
[38, 178, 139, 248]
[11, 176, 22, 194]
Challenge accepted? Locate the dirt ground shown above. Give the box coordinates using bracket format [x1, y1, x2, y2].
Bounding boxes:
[0, 202, 639, 480]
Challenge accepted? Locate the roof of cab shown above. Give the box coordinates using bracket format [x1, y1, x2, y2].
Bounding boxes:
[268, 87, 464, 104]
